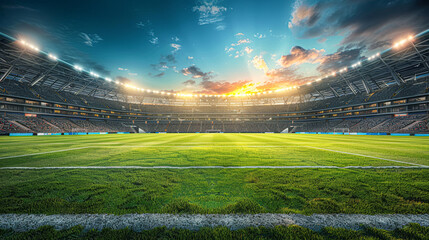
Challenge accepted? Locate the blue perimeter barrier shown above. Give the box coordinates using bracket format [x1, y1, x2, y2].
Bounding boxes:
[9, 133, 33, 136]
[294, 132, 409, 136]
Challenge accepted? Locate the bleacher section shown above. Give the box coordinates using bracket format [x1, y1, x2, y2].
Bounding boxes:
[0, 76, 428, 135]
[1, 112, 427, 134]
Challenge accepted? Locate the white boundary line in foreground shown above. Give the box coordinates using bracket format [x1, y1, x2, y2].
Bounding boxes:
[305, 146, 428, 167]
[1, 213, 428, 231]
[1, 166, 428, 170]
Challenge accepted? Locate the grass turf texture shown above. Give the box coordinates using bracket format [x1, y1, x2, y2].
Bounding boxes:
[0, 134, 428, 214]
[1, 224, 428, 240]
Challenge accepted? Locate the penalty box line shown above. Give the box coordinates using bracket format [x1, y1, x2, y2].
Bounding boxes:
[304, 146, 427, 167]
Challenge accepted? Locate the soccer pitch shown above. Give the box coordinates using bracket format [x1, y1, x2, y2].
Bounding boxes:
[0, 133, 428, 215]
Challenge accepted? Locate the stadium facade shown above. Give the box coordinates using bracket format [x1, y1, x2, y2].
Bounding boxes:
[0, 31, 428, 135]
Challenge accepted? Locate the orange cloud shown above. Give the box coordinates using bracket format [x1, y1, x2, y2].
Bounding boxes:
[251, 55, 269, 73]
[278, 46, 325, 67]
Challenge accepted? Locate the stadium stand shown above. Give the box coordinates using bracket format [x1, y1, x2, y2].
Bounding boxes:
[0, 31, 428, 135]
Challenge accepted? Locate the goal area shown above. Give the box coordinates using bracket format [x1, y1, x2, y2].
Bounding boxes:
[206, 129, 222, 133]
[334, 128, 350, 134]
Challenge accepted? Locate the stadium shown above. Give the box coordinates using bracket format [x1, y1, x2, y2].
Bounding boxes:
[0, 0, 428, 239]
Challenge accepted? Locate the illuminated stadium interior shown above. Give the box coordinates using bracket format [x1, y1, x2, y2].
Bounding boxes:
[0, 0, 428, 238]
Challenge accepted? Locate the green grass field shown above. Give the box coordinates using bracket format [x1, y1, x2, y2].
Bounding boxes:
[0, 133, 428, 215]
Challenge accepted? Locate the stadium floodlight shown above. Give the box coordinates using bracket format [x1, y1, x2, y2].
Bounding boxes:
[26, 44, 40, 52]
[306, 82, 312, 85]
[91, 72, 100, 78]
[74, 65, 83, 71]
[18, 40, 40, 52]
[393, 36, 414, 49]
[48, 53, 57, 61]
[368, 53, 380, 61]
[105, 77, 112, 82]
[316, 78, 321, 82]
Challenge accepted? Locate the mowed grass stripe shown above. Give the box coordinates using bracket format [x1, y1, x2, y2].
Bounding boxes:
[0, 147, 91, 160]
[0, 168, 428, 214]
[0, 146, 411, 167]
[305, 146, 427, 167]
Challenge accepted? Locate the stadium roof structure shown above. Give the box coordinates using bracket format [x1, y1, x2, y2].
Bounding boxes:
[0, 30, 429, 106]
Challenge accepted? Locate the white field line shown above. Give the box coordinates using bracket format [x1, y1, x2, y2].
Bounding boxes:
[89, 145, 305, 148]
[1, 166, 428, 170]
[305, 146, 428, 167]
[1, 213, 428, 231]
[0, 147, 91, 160]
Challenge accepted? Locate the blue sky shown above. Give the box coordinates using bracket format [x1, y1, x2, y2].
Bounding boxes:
[1, 0, 428, 94]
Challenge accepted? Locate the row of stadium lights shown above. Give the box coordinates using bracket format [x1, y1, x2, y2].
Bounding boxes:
[17, 35, 415, 97]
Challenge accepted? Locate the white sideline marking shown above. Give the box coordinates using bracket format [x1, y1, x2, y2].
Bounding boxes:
[0, 147, 90, 160]
[91, 145, 304, 148]
[1, 166, 428, 170]
[1, 213, 429, 231]
[305, 146, 428, 167]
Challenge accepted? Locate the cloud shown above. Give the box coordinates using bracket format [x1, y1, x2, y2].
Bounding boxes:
[183, 80, 196, 85]
[151, 61, 169, 71]
[254, 33, 266, 39]
[251, 56, 269, 73]
[153, 72, 165, 78]
[244, 47, 253, 54]
[193, 1, 228, 25]
[170, 43, 181, 52]
[188, 56, 194, 60]
[136, 21, 146, 28]
[137, 21, 159, 45]
[235, 33, 244, 36]
[2, 5, 38, 12]
[288, 0, 429, 50]
[231, 38, 251, 46]
[149, 37, 159, 45]
[288, 3, 319, 29]
[128, 72, 138, 76]
[118, 67, 128, 71]
[172, 36, 180, 42]
[317, 47, 364, 74]
[265, 67, 298, 81]
[278, 46, 325, 68]
[225, 47, 234, 53]
[200, 80, 251, 94]
[216, 24, 226, 31]
[181, 66, 213, 81]
[164, 54, 177, 63]
[79, 33, 103, 47]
